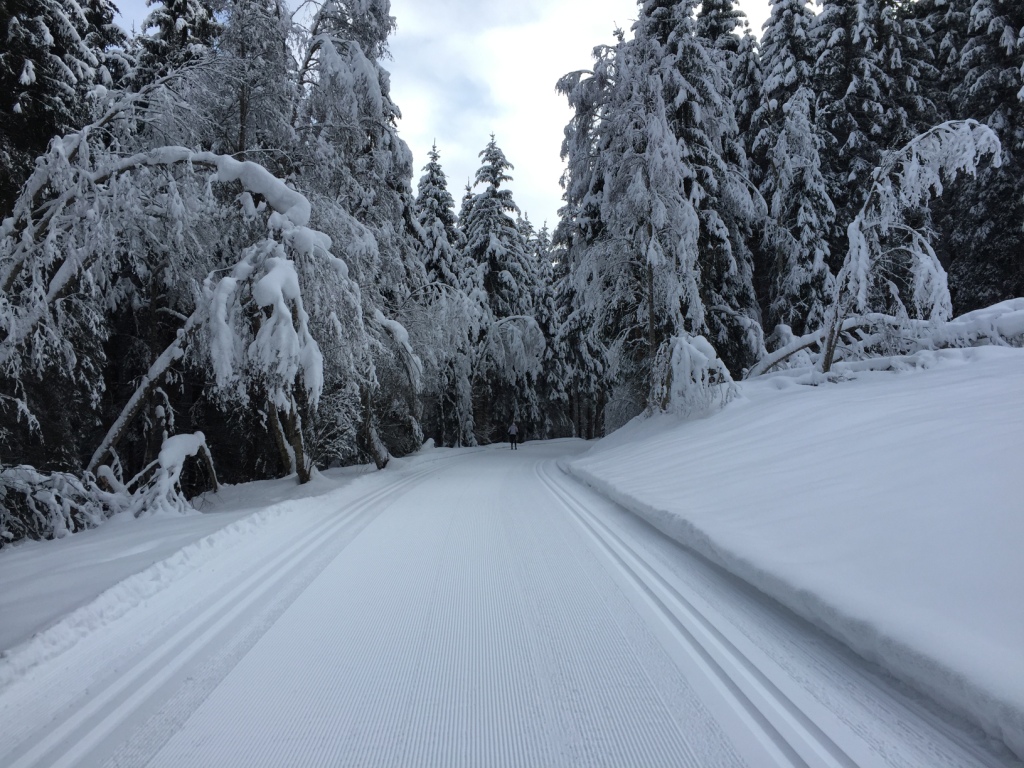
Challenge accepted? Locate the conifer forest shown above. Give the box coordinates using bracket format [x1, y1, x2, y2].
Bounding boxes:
[1, 0, 1022, 545]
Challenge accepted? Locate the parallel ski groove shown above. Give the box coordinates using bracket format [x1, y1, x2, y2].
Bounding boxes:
[3, 466, 437, 768]
[508, 459, 737, 768]
[538, 461, 858, 768]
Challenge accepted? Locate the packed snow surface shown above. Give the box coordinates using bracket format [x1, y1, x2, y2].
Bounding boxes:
[567, 345, 1024, 759]
[0, 349, 1020, 766]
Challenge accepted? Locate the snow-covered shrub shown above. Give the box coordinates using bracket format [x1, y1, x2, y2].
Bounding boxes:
[651, 335, 737, 417]
[0, 466, 111, 547]
[98, 432, 218, 518]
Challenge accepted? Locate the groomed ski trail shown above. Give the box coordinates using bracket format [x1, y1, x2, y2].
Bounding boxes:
[0, 443, 1017, 767]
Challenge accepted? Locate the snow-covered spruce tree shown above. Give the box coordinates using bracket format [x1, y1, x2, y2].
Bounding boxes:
[696, 0, 745, 54]
[0, 0, 118, 215]
[521, 219, 571, 439]
[292, 0, 426, 467]
[554, 39, 618, 435]
[752, 0, 836, 339]
[811, 0, 938, 268]
[658, 0, 764, 377]
[135, 0, 219, 84]
[551, 239, 608, 439]
[943, 0, 1024, 312]
[557, 11, 723, 422]
[413, 144, 479, 447]
[460, 137, 544, 441]
[731, 24, 762, 172]
[760, 89, 836, 340]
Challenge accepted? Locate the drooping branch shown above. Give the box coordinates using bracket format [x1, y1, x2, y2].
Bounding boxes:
[820, 120, 1001, 372]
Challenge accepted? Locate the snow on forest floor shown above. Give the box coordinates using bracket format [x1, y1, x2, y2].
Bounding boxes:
[564, 345, 1024, 758]
[0, 464, 380, 653]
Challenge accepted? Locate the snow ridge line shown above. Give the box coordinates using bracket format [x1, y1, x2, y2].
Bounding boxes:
[562, 459, 1024, 763]
[3, 465, 432, 768]
[0, 504, 305, 690]
[537, 463, 858, 768]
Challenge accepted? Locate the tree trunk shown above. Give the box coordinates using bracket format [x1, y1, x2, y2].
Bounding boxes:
[647, 260, 657, 395]
[359, 383, 390, 470]
[268, 399, 312, 484]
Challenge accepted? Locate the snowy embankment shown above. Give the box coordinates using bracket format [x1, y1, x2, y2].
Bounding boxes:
[565, 345, 1024, 759]
[0, 465, 380, 676]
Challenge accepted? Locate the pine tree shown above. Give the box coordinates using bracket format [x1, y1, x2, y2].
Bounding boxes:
[526, 222, 571, 438]
[761, 89, 836, 338]
[558, 10, 707, 419]
[414, 144, 477, 446]
[136, 0, 219, 82]
[554, 38, 618, 434]
[657, 0, 764, 375]
[696, 0, 745, 54]
[812, 0, 937, 265]
[417, 144, 462, 287]
[732, 25, 762, 170]
[463, 137, 535, 322]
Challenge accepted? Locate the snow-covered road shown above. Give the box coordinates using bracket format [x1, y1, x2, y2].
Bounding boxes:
[0, 443, 1017, 767]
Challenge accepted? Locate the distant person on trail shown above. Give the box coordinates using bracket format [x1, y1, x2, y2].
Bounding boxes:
[508, 422, 519, 450]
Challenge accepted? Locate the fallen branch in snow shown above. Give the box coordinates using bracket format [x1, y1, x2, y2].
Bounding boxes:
[748, 300, 1024, 379]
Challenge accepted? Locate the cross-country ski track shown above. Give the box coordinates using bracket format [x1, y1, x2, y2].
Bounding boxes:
[0, 442, 1017, 768]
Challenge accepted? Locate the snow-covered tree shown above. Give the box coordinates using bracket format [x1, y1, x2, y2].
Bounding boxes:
[521, 220, 570, 438]
[761, 88, 836, 337]
[696, 0, 745, 54]
[812, 0, 937, 264]
[557, 9, 715, 419]
[0, 0, 115, 214]
[658, 0, 764, 376]
[460, 136, 544, 440]
[413, 145, 478, 446]
[292, 0, 425, 466]
[821, 120, 1001, 370]
[204, 0, 295, 168]
[135, 0, 219, 83]
[944, 0, 1024, 311]
[752, 0, 836, 337]
[732, 25, 762, 167]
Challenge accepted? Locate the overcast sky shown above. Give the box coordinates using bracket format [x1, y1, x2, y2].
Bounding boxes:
[116, 0, 771, 228]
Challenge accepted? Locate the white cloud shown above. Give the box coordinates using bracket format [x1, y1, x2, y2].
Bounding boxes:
[389, 0, 771, 227]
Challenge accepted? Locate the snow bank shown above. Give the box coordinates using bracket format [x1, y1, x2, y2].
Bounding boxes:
[565, 346, 1024, 759]
[0, 466, 381, 686]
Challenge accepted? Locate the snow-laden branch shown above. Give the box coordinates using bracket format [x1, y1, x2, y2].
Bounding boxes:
[821, 120, 1002, 371]
[1, 146, 331, 376]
